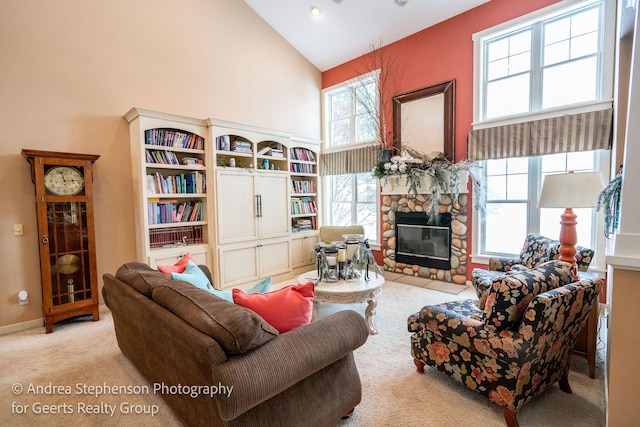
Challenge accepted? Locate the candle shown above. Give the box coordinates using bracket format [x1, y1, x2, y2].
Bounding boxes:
[337, 248, 346, 262]
[326, 256, 337, 266]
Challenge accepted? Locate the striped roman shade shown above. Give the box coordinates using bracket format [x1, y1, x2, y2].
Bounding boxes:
[320, 145, 378, 176]
[467, 108, 613, 161]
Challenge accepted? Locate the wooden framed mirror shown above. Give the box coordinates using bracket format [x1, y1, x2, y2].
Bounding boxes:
[392, 79, 455, 161]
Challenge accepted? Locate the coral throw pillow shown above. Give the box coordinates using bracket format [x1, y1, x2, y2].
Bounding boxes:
[232, 282, 315, 333]
[157, 253, 195, 278]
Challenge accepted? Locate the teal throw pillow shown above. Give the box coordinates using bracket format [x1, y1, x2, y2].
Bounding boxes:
[171, 260, 212, 291]
[208, 277, 272, 303]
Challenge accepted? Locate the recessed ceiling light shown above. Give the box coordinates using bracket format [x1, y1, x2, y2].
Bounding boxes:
[395, 0, 408, 6]
[310, 6, 322, 17]
[333, 0, 343, 3]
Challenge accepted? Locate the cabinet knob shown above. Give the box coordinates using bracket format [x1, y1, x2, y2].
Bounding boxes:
[42, 235, 49, 244]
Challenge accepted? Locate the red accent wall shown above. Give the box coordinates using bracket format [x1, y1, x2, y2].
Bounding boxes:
[322, 0, 561, 277]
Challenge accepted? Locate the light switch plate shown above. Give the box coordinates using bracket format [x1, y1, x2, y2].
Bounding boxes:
[13, 224, 24, 236]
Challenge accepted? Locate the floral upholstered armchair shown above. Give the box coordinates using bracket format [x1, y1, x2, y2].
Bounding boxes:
[408, 261, 602, 427]
[488, 233, 593, 272]
[471, 233, 594, 309]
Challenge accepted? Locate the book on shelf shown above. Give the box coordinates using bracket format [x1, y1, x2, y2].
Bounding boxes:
[290, 148, 316, 162]
[290, 196, 317, 215]
[149, 225, 204, 249]
[230, 140, 252, 153]
[181, 156, 203, 166]
[257, 146, 271, 155]
[292, 217, 315, 233]
[216, 135, 231, 151]
[146, 171, 205, 195]
[145, 129, 204, 150]
[148, 200, 204, 225]
[290, 163, 315, 174]
[291, 179, 316, 194]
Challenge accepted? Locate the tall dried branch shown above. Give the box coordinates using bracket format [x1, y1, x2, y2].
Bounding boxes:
[351, 40, 403, 151]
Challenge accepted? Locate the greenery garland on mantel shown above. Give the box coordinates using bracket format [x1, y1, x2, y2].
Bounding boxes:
[372, 149, 484, 220]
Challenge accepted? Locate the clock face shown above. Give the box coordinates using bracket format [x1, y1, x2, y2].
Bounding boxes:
[44, 166, 85, 196]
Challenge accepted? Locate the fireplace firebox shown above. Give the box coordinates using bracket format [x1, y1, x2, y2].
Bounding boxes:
[395, 212, 451, 270]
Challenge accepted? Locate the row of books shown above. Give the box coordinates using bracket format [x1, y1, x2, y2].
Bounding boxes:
[291, 218, 315, 233]
[290, 163, 315, 174]
[291, 179, 316, 194]
[146, 150, 204, 166]
[145, 129, 204, 150]
[291, 197, 317, 215]
[290, 148, 316, 162]
[148, 200, 204, 225]
[148, 225, 204, 249]
[146, 172, 205, 195]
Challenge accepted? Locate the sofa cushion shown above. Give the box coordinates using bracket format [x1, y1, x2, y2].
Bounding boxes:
[152, 280, 278, 355]
[115, 262, 168, 298]
[484, 260, 574, 330]
[233, 282, 315, 333]
[157, 252, 196, 278]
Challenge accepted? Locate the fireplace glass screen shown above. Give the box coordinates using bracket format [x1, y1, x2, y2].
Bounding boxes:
[396, 224, 450, 261]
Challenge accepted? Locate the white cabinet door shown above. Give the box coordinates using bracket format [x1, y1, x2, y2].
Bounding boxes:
[291, 233, 319, 268]
[216, 170, 258, 244]
[259, 237, 291, 277]
[217, 243, 259, 289]
[257, 172, 290, 239]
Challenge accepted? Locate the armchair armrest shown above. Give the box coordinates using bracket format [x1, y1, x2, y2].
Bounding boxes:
[518, 279, 601, 361]
[488, 257, 519, 271]
[212, 309, 369, 420]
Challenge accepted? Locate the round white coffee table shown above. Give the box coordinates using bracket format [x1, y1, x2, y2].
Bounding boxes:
[298, 269, 384, 335]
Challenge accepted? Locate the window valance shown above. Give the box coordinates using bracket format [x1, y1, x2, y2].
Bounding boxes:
[467, 108, 613, 161]
[320, 146, 378, 176]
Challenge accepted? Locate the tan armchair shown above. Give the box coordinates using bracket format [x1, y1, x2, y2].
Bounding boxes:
[318, 225, 365, 244]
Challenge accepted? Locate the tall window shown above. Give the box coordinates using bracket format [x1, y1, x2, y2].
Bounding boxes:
[478, 0, 612, 122]
[322, 74, 379, 242]
[473, 0, 614, 269]
[483, 150, 607, 256]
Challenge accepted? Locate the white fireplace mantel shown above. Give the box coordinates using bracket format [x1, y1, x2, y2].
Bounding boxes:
[380, 170, 469, 196]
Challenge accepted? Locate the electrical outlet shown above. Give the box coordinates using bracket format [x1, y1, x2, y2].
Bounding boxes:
[13, 224, 24, 236]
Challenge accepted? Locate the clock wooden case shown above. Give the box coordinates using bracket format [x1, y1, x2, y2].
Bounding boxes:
[22, 149, 100, 333]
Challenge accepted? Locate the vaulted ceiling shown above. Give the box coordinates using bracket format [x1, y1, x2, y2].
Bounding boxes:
[243, 0, 490, 71]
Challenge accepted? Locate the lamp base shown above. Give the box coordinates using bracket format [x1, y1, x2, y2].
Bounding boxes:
[558, 208, 579, 281]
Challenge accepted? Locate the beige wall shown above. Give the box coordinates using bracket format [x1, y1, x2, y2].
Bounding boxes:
[0, 0, 321, 328]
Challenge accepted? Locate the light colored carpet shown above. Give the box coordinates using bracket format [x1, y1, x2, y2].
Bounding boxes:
[388, 273, 468, 295]
[0, 281, 605, 427]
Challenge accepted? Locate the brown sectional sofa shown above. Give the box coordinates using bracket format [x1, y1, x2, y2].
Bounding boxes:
[102, 262, 369, 427]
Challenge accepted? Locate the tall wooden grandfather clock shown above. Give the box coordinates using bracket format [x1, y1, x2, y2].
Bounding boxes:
[22, 149, 100, 333]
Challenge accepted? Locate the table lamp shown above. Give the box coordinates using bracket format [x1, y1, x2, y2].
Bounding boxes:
[538, 171, 604, 280]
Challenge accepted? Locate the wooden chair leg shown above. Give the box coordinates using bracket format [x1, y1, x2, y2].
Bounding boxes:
[503, 408, 520, 427]
[414, 358, 425, 373]
[559, 374, 572, 394]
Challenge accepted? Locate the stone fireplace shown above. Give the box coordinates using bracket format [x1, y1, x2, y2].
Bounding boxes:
[381, 186, 468, 285]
